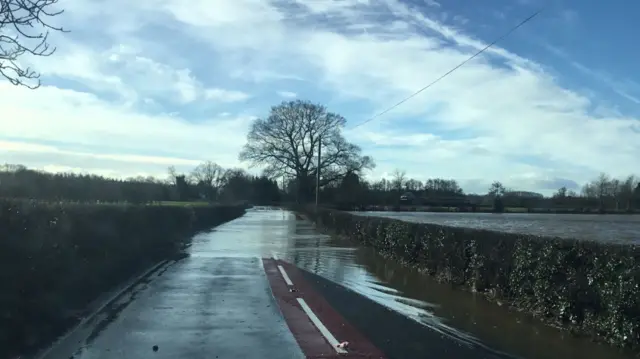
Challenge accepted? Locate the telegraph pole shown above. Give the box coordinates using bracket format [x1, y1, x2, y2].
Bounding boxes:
[315, 136, 321, 208]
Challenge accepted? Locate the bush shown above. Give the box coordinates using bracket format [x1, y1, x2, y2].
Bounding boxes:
[302, 207, 640, 350]
[0, 200, 246, 358]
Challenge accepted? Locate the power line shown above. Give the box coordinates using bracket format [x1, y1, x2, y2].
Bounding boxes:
[348, 9, 543, 130]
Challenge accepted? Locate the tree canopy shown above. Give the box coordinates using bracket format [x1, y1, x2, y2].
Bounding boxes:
[239, 100, 374, 202]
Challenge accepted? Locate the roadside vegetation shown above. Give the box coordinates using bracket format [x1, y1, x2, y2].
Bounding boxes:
[306, 207, 640, 351]
[0, 200, 246, 358]
[0, 161, 284, 358]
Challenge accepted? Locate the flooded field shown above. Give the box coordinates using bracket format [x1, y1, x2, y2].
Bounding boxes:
[202, 208, 635, 359]
[352, 211, 640, 243]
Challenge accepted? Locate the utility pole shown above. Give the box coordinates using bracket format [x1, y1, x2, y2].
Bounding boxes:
[315, 136, 321, 208]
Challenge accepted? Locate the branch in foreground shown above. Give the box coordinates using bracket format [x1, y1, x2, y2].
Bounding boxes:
[0, 0, 67, 89]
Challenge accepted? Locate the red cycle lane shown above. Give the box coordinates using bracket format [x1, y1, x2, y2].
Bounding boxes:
[262, 258, 386, 359]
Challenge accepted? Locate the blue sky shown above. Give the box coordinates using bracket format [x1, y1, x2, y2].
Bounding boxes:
[1, 0, 639, 194]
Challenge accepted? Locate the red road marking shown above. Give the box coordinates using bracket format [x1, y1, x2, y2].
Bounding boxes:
[262, 258, 386, 359]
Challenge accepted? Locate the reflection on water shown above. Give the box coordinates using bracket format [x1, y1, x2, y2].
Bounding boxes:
[353, 211, 640, 243]
[273, 214, 635, 359]
[196, 208, 635, 359]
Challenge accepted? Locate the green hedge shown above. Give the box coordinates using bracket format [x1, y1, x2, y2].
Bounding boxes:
[0, 200, 246, 358]
[303, 207, 640, 350]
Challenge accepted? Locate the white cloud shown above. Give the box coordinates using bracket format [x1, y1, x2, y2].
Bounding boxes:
[0, 82, 252, 176]
[277, 91, 297, 98]
[205, 88, 251, 102]
[1, 0, 638, 195]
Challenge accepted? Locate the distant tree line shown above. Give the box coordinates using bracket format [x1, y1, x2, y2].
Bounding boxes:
[565, 173, 640, 211]
[2, 161, 637, 213]
[315, 170, 640, 213]
[0, 162, 281, 205]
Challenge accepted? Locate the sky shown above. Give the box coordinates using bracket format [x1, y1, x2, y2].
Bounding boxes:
[1, 0, 639, 195]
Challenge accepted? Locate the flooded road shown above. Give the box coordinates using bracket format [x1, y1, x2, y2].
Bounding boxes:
[236, 208, 633, 359]
[41, 208, 635, 359]
[353, 211, 640, 243]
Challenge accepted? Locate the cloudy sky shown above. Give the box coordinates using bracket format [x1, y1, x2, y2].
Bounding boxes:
[1, 0, 639, 194]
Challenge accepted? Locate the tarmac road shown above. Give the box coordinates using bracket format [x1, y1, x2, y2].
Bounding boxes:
[41, 256, 305, 359]
[36, 208, 517, 359]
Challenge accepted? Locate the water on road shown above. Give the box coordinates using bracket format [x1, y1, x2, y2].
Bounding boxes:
[353, 211, 640, 243]
[229, 208, 633, 359]
[44, 208, 635, 359]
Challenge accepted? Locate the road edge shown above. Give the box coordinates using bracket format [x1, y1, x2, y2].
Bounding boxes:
[31, 259, 174, 359]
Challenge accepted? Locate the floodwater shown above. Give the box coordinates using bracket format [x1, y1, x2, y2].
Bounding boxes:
[353, 211, 640, 243]
[196, 207, 635, 359]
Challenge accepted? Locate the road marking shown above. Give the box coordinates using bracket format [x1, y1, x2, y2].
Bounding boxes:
[271, 251, 279, 260]
[277, 265, 294, 286]
[296, 298, 348, 354]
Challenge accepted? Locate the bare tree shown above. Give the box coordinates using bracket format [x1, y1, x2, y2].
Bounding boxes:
[391, 169, 406, 191]
[190, 161, 227, 200]
[405, 178, 422, 191]
[609, 178, 621, 210]
[488, 181, 505, 197]
[553, 186, 568, 198]
[239, 100, 374, 201]
[619, 175, 638, 210]
[167, 166, 178, 185]
[1, 0, 66, 88]
[581, 182, 596, 198]
[593, 172, 610, 209]
[423, 178, 463, 196]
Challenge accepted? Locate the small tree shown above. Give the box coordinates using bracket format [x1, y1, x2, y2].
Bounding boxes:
[391, 169, 406, 191]
[488, 181, 506, 197]
[488, 181, 506, 213]
[553, 186, 567, 198]
[1, 0, 67, 88]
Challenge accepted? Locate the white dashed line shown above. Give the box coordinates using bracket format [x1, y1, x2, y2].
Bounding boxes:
[296, 298, 348, 354]
[271, 251, 279, 261]
[277, 265, 294, 286]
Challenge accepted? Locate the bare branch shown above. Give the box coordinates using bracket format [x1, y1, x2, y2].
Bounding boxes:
[0, 0, 67, 89]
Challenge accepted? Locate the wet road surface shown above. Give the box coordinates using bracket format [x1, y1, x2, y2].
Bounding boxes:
[39, 208, 636, 359]
[43, 256, 304, 359]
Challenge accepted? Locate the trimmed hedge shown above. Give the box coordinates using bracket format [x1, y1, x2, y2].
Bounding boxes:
[0, 200, 246, 358]
[303, 207, 640, 350]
